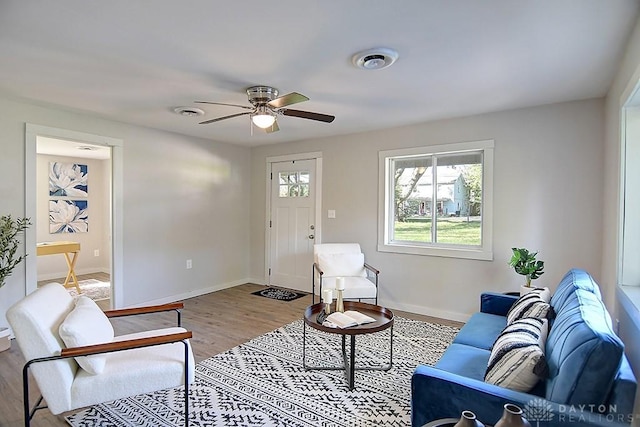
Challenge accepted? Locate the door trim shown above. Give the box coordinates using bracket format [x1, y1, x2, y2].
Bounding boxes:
[25, 124, 124, 308]
[265, 152, 322, 285]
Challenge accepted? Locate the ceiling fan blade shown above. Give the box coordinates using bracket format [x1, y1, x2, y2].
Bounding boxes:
[195, 101, 253, 110]
[281, 109, 335, 123]
[199, 111, 252, 125]
[267, 92, 309, 109]
[264, 120, 280, 133]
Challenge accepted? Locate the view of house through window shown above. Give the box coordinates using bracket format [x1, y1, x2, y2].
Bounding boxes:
[379, 140, 493, 260]
[392, 152, 483, 246]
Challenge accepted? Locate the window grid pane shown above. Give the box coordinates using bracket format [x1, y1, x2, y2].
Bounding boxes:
[392, 156, 433, 243]
[435, 154, 482, 246]
[278, 171, 310, 198]
[391, 152, 482, 247]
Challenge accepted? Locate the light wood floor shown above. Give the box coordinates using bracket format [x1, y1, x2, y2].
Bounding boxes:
[1, 278, 462, 426]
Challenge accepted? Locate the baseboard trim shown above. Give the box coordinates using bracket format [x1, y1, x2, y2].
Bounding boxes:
[382, 300, 470, 323]
[124, 279, 248, 308]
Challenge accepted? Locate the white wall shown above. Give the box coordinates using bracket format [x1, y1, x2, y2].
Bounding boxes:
[36, 154, 110, 280]
[251, 99, 605, 321]
[0, 96, 251, 328]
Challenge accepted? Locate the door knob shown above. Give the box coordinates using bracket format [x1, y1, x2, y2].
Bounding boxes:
[308, 234, 315, 239]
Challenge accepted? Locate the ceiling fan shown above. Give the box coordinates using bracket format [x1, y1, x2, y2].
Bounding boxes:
[196, 86, 335, 133]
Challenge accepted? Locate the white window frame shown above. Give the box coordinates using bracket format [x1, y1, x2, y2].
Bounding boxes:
[378, 140, 494, 261]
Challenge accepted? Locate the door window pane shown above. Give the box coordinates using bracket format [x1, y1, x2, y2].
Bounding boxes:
[279, 171, 310, 198]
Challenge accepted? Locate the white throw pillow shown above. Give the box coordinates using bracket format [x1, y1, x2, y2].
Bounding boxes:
[317, 252, 366, 277]
[485, 317, 549, 392]
[59, 296, 114, 374]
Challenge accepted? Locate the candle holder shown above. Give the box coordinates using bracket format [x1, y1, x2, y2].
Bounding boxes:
[336, 289, 344, 313]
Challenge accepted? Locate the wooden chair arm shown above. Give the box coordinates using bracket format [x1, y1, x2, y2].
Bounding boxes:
[364, 263, 379, 275]
[313, 262, 324, 275]
[60, 331, 193, 358]
[104, 302, 184, 318]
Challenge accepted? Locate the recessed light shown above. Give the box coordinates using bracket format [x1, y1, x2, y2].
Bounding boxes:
[173, 107, 205, 117]
[352, 48, 399, 70]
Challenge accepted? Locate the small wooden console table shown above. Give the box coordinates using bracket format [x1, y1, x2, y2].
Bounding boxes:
[36, 241, 81, 293]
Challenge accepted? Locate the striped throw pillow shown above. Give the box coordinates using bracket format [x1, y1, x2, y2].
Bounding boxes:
[485, 317, 549, 391]
[507, 291, 553, 324]
[528, 287, 551, 303]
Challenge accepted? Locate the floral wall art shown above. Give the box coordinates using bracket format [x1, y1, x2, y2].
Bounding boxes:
[48, 162, 89, 233]
[49, 162, 88, 197]
[49, 200, 88, 233]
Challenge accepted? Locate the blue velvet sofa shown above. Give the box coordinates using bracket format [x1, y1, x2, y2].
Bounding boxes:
[411, 269, 637, 427]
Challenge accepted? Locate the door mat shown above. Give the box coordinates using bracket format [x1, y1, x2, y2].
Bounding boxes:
[251, 287, 307, 302]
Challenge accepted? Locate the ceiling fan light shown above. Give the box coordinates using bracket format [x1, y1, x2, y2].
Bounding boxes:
[252, 113, 276, 128]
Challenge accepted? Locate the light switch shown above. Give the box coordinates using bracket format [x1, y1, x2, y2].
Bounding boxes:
[328, 210, 336, 218]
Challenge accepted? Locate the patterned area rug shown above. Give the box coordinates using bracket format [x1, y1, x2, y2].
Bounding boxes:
[67, 279, 111, 301]
[251, 287, 307, 302]
[66, 317, 459, 426]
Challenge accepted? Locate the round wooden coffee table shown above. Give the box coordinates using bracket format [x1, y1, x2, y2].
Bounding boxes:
[302, 301, 394, 390]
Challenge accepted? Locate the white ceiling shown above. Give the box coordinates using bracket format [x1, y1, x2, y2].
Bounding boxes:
[37, 137, 111, 160]
[1, 1, 638, 147]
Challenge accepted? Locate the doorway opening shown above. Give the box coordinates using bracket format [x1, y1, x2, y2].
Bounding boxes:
[36, 137, 112, 309]
[25, 125, 124, 309]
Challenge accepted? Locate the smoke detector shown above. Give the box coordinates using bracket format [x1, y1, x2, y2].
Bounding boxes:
[173, 106, 205, 117]
[352, 48, 399, 70]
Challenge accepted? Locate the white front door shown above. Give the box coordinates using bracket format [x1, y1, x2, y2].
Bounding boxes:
[269, 159, 316, 292]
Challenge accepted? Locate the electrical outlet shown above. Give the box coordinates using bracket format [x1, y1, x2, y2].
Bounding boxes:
[94, 249, 99, 257]
[186, 259, 192, 269]
[328, 210, 336, 218]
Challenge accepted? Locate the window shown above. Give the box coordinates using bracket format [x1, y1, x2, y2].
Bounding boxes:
[278, 171, 309, 198]
[378, 140, 494, 260]
[621, 107, 640, 286]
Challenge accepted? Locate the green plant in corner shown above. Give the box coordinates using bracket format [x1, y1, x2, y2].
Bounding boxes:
[508, 247, 544, 287]
[0, 215, 31, 288]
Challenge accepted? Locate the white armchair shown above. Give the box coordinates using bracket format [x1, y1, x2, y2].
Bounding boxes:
[6, 283, 195, 427]
[312, 243, 379, 304]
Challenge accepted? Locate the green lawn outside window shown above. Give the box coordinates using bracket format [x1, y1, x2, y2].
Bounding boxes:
[393, 218, 481, 245]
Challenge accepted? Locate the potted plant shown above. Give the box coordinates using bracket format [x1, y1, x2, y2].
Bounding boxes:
[508, 247, 544, 294]
[0, 215, 31, 351]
